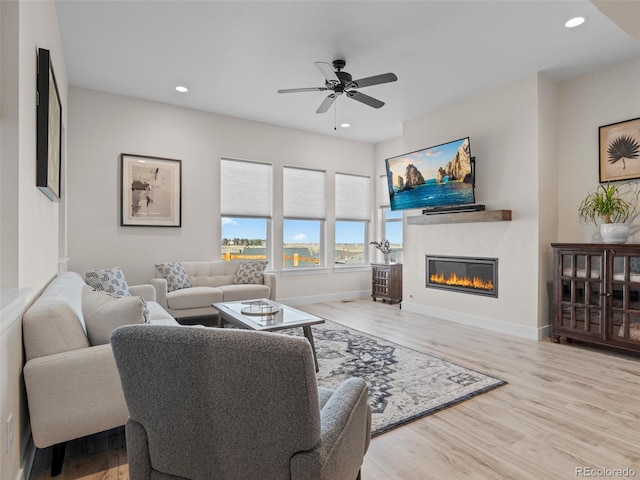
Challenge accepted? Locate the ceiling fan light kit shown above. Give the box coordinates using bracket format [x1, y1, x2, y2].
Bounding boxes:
[277, 59, 398, 115]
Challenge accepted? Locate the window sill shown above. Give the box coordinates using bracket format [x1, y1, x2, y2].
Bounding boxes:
[334, 264, 371, 273]
[281, 267, 330, 276]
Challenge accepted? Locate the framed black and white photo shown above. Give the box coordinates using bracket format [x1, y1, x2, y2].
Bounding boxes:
[599, 117, 640, 183]
[36, 48, 62, 201]
[120, 154, 182, 227]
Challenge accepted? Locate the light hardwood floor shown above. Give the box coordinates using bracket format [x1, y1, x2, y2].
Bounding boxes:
[29, 298, 640, 480]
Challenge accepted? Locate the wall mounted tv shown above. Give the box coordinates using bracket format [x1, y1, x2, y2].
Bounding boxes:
[385, 137, 475, 212]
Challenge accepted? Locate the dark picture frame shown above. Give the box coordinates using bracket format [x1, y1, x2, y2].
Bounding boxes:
[36, 48, 62, 201]
[120, 154, 182, 227]
[599, 117, 640, 183]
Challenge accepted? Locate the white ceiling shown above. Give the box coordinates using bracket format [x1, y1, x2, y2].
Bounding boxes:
[55, 0, 640, 144]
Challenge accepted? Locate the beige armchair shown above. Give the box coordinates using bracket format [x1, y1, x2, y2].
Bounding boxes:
[111, 325, 371, 480]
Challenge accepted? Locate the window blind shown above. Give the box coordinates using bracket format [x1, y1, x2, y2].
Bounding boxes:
[283, 167, 326, 219]
[220, 158, 272, 217]
[335, 173, 370, 221]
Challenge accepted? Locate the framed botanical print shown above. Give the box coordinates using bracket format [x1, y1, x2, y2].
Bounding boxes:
[599, 117, 640, 183]
[120, 154, 182, 227]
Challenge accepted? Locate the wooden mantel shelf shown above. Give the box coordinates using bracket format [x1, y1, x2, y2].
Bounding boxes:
[407, 209, 512, 225]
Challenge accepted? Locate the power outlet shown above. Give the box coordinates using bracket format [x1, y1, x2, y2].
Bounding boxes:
[6, 413, 13, 454]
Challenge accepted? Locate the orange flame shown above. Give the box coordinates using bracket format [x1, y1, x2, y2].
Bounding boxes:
[430, 272, 494, 290]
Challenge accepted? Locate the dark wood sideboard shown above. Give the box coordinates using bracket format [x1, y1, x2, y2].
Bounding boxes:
[371, 263, 402, 308]
[551, 243, 640, 353]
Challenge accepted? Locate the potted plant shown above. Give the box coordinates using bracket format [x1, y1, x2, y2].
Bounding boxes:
[370, 239, 392, 263]
[578, 182, 640, 243]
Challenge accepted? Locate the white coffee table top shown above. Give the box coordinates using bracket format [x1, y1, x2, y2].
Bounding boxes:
[212, 299, 324, 332]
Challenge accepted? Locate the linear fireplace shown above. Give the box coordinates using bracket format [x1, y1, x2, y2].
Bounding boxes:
[426, 255, 498, 298]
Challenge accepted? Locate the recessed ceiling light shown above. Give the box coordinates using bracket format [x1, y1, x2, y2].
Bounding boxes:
[175, 85, 189, 93]
[341, 123, 351, 128]
[565, 16, 586, 28]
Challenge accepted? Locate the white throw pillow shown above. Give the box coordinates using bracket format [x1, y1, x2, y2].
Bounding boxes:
[85, 267, 131, 297]
[82, 286, 148, 345]
[233, 261, 268, 285]
[155, 262, 192, 292]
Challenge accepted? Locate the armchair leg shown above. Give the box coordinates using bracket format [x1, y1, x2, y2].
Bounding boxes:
[51, 442, 67, 476]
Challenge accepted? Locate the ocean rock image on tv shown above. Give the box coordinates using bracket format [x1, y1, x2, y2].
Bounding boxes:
[385, 137, 475, 211]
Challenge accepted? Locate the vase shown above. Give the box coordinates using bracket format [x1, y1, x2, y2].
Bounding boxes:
[600, 223, 631, 244]
[383, 253, 391, 264]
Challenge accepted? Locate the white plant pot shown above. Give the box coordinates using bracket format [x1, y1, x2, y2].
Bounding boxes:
[600, 223, 631, 244]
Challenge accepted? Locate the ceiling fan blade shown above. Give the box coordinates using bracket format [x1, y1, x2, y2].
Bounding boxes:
[347, 90, 384, 109]
[316, 94, 337, 114]
[277, 87, 328, 94]
[315, 62, 340, 85]
[351, 72, 398, 89]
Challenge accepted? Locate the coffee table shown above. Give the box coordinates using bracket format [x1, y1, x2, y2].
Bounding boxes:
[212, 299, 325, 371]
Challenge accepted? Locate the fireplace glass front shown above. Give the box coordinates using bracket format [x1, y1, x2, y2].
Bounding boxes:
[426, 255, 498, 297]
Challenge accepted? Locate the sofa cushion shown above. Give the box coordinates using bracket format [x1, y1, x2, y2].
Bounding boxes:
[145, 301, 177, 324]
[155, 262, 192, 292]
[218, 284, 271, 302]
[233, 261, 268, 285]
[167, 286, 224, 310]
[82, 286, 149, 345]
[190, 274, 236, 288]
[85, 267, 131, 297]
[23, 272, 91, 362]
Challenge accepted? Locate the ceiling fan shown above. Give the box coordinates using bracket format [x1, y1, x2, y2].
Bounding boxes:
[277, 59, 398, 114]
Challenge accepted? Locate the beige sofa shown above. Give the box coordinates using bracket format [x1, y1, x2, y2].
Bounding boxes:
[151, 260, 276, 320]
[22, 272, 179, 475]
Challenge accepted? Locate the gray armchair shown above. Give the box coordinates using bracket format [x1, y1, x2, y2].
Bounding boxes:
[110, 325, 371, 480]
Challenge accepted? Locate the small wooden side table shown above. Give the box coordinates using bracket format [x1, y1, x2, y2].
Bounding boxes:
[371, 263, 402, 308]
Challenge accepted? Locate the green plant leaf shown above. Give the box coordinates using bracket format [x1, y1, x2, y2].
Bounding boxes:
[578, 182, 640, 225]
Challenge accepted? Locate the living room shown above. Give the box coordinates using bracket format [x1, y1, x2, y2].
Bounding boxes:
[2, 1, 640, 480]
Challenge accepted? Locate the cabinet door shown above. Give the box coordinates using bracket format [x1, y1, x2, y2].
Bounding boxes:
[372, 266, 390, 296]
[556, 250, 604, 337]
[608, 251, 640, 346]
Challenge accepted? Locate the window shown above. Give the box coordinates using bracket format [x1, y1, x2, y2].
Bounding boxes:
[335, 221, 366, 264]
[220, 158, 272, 262]
[379, 175, 403, 261]
[335, 173, 370, 265]
[383, 208, 403, 260]
[283, 167, 326, 268]
[221, 218, 268, 261]
[283, 219, 322, 267]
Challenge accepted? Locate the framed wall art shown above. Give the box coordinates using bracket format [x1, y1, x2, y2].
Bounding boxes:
[36, 48, 62, 201]
[120, 154, 182, 227]
[599, 117, 640, 183]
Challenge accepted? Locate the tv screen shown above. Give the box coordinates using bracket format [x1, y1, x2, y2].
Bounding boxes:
[385, 137, 475, 211]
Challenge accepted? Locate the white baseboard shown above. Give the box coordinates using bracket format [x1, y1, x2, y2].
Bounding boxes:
[402, 301, 551, 341]
[19, 435, 36, 480]
[279, 290, 369, 306]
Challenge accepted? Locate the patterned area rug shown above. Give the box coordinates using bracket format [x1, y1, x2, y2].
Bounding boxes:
[294, 320, 507, 437]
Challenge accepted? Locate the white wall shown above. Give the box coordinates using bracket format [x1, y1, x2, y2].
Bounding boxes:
[0, 2, 68, 480]
[399, 74, 548, 339]
[558, 58, 640, 243]
[17, 1, 68, 290]
[67, 87, 376, 300]
[377, 59, 640, 340]
[537, 74, 560, 331]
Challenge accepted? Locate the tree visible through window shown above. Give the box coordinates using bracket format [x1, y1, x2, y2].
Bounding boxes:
[221, 217, 268, 261]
